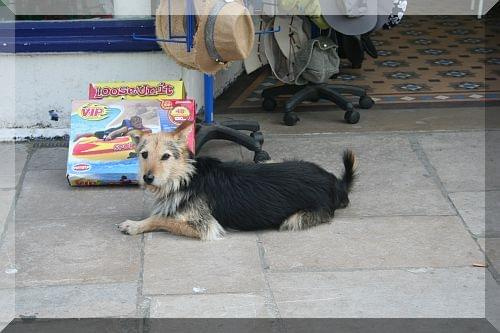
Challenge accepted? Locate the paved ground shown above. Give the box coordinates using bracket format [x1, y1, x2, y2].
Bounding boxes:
[0, 107, 499, 327]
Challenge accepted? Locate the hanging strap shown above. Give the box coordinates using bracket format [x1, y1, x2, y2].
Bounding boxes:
[205, 0, 233, 64]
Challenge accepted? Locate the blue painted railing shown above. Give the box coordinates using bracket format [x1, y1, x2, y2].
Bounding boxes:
[0, 19, 161, 53]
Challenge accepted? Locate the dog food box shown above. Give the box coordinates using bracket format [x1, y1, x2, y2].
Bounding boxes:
[89, 80, 185, 100]
[67, 99, 196, 186]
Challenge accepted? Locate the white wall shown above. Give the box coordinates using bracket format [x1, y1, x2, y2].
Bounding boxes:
[182, 60, 244, 112]
[0, 51, 243, 139]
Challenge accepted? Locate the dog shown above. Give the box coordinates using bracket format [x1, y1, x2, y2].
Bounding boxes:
[118, 121, 356, 240]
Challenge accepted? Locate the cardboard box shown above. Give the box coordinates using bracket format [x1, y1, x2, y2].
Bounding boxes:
[67, 99, 195, 186]
[89, 80, 185, 100]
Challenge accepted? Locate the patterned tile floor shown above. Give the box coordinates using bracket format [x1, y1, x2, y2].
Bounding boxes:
[229, 15, 500, 110]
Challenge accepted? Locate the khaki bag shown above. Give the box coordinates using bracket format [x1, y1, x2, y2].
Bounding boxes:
[293, 35, 340, 85]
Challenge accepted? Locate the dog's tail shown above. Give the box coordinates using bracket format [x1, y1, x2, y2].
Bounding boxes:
[340, 149, 357, 193]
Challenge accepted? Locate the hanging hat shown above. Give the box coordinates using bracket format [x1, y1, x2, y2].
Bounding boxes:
[319, 0, 378, 35]
[383, 0, 408, 29]
[273, 16, 311, 60]
[244, 15, 269, 74]
[263, 18, 296, 84]
[373, 0, 403, 31]
[155, 0, 199, 70]
[194, 0, 255, 74]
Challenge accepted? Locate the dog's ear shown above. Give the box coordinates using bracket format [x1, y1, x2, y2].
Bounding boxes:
[129, 130, 149, 151]
[173, 121, 194, 142]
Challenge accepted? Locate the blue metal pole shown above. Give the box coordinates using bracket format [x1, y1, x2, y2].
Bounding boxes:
[204, 74, 214, 124]
[186, 0, 194, 52]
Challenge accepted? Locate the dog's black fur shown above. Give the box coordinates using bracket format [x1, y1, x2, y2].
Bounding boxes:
[178, 150, 356, 231]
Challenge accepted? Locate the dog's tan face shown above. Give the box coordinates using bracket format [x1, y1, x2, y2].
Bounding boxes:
[134, 121, 193, 189]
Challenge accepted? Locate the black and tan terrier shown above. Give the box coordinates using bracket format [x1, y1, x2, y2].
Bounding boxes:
[118, 121, 356, 240]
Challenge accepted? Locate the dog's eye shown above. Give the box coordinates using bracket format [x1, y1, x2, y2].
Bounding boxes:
[161, 153, 170, 161]
[141, 151, 148, 159]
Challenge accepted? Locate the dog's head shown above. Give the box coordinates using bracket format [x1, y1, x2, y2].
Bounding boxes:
[131, 121, 195, 190]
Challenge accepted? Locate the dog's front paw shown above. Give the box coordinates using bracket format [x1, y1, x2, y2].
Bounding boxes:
[118, 220, 143, 235]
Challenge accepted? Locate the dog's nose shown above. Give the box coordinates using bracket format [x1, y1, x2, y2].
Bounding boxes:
[143, 173, 154, 185]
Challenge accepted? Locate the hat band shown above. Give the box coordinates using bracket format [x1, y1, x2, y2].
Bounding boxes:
[205, 0, 231, 64]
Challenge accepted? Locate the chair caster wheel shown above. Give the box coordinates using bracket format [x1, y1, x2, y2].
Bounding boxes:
[344, 110, 360, 124]
[262, 98, 277, 112]
[283, 113, 299, 126]
[359, 95, 374, 109]
[250, 131, 264, 146]
[254, 150, 271, 163]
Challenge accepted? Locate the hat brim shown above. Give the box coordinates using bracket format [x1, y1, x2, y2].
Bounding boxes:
[273, 16, 310, 60]
[322, 15, 378, 35]
[319, 0, 378, 35]
[373, 15, 389, 31]
[156, 0, 198, 70]
[263, 19, 295, 84]
[244, 15, 269, 74]
[372, 0, 398, 31]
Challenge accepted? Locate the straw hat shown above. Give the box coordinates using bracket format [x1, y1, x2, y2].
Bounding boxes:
[319, 0, 378, 35]
[194, 0, 255, 74]
[155, 0, 198, 70]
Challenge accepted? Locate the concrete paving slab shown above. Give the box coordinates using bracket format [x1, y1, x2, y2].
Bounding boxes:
[246, 133, 425, 186]
[15, 282, 138, 318]
[0, 222, 15, 290]
[486, 190, 500, 237]
[0, 220, 15, 324]
[16, 170, 144, 219]
[0, 288, 14, 323]
[143, 232, 266, 295]
[16, 189, 144, 220]
[0, 190, 14, 237]
[417, 132, 493, 192]
[450, 190, 500, 238]
[20, 169, 81, 192]
[220, 107, 486, 134]
[260, 216, 483, 271]
[261, 134, 433, 188]
[267, 267, 485, 317]
[483, 238, 500, 276]
[449, 191, 485, 237]
[337, 188, 453, 217]
[479, 238, 485, 252]
[486, 271, 500, 331]
[0, 143, 28, 189]
[27, 148, 68, 170]
[15, 216, 142, 287]
[197, 140, 243, 162]
[252, 134, 453, 216]
[149, 293, 272, 318]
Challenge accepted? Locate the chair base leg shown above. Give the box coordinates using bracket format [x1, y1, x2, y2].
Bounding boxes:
[261, 83, 374, 126]
[195, 121, 270, 163]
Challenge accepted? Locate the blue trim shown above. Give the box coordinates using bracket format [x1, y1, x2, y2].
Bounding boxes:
[204, 74, 214, 124]
[0, 19, 162, 53]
